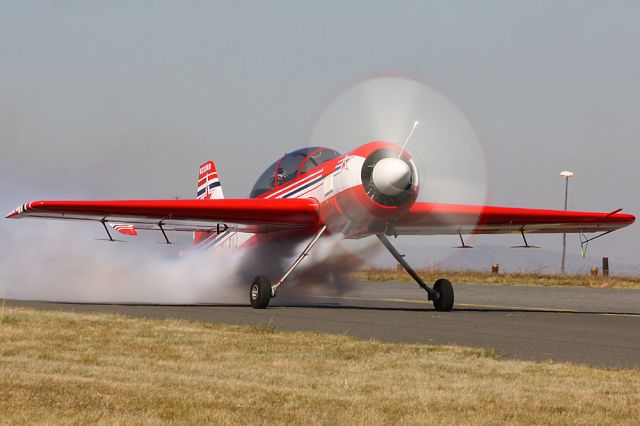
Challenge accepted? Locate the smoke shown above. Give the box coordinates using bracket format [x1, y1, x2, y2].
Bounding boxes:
[0, 220, 375, 305]
[0, 222, 241, 304]
[275, 235, 380, 303]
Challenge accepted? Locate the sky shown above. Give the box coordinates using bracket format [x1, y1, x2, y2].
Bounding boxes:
[1, 1, 638, 272]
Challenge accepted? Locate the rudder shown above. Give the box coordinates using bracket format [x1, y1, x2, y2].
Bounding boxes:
[194, 161, 224, 247]
[197, 161, 224, 200]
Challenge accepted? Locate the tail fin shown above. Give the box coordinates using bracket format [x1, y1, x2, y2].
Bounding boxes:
[196, 161, 224, 200]
[194, 161, 224, 247]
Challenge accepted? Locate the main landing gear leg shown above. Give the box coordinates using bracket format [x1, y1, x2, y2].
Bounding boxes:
[249, 225, 328, 309]
[376, 234, 454, 312]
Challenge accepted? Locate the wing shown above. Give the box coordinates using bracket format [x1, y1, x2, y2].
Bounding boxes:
[6, 199, 320, 234]
[394, 203, 635, 236]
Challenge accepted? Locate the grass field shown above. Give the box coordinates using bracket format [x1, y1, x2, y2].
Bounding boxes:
[351, 268, 640, 289]
[1, 306, 640, 424]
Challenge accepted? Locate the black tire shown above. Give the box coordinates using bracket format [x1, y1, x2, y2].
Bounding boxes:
[250, 275, 272, 309]
[433, 278, 454, 312]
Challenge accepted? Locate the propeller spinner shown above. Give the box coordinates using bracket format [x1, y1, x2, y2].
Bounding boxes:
[372, 157, 412, 196]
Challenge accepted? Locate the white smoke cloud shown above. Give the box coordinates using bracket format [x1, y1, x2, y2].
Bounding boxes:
[0, 221, 244, 303]
[0, 219, 375, 305]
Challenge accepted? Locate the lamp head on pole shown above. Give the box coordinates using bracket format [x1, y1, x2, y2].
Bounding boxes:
[560, 170, 574, 179]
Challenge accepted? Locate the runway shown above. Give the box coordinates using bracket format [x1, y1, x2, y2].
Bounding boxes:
[8, 281, 640, 369]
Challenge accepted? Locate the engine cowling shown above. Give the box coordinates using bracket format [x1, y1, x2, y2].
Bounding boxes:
[329, 142, 420, 237]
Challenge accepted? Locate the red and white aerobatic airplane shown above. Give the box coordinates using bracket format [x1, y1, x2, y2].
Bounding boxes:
[7, 141, 635, 310]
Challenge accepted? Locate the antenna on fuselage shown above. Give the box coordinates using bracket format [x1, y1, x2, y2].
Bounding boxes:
[399, 120, 419, 158]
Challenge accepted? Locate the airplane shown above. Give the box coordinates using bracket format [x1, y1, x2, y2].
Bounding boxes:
[6, 141, 635, 311]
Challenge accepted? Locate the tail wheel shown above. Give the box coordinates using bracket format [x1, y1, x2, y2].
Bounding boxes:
[433, 278, 454, 312]
[250, 275, 272, 309]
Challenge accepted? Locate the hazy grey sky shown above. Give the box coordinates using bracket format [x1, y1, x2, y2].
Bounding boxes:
[1, 1, 638, 267]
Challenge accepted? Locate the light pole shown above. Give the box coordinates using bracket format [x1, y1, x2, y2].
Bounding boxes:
[560, 171, 574, 274]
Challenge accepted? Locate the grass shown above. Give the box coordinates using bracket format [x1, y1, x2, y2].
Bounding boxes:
[351, 268, 640, 289]
[0, 297, 18, 325]
[1, 308, 640, 424]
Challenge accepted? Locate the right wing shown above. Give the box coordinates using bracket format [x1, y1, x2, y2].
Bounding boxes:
[393, 202, 635, 236]
[6, 198, 320, 234]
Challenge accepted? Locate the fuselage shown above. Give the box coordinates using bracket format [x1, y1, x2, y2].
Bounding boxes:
[199, 141, 420, 251]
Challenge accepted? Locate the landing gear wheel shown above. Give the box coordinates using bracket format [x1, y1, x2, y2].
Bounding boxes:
[250, 275, 272, 309]
[433, 278, 454, 312]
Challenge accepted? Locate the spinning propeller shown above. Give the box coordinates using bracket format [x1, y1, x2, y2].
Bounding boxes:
[307, 76, 490, 260]
[309, 76, 489, 208]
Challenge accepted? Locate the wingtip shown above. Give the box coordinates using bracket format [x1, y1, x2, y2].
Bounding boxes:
[618, 211, 635, 223]
[5, 202, 34, 219]
[604, 208, 635, 224]
[5, 206, 22, 219]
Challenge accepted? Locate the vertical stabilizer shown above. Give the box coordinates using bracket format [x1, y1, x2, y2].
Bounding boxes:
[197, 161, 224, 200]
[194, 161, 225, 247]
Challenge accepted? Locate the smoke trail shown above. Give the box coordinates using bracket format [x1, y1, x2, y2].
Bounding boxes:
[0, 222, 244, 304]
[274, 235, 380, 303]
[0, 220, 376, 305]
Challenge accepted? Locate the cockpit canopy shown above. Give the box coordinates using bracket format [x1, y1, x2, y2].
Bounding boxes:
[250, 147, 341, 198]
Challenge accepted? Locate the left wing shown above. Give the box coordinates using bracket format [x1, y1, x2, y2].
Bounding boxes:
[393, 203, 635, 236]
[6, 199, 320, 234]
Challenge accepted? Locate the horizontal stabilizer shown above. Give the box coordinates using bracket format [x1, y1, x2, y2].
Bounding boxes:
[110, 223, 138, 236]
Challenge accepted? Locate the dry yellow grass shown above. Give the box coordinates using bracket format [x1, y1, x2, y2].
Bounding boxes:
[1, 307, 640, 425]
[352, 268, 640, 289]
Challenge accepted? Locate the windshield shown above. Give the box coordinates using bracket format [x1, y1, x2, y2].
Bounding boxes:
[275, 151, 308, 186]
[299, 148, 341, 175]
[249, 159, 279, 198]
[249, 147, 341, 198]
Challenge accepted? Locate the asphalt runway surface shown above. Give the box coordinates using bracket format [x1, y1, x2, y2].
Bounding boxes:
[8, 281, 640, 369]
